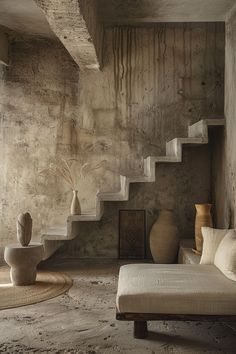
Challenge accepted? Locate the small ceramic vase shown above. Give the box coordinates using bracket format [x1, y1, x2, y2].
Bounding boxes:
[70, 190, 81, 215]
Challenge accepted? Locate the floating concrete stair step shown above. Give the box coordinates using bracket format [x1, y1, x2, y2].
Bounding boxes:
[42, 227, 67, 238]
[97, 175, 129, 201]
[129, 156, 181, 184]
[41, 227, 68, 260]
[128, 175, 154, 183]
[98, 192, 129, 201]
[166, 137, 207, 159]
[41, 118, 225, 259]
[153, 156, 181, 163]
[188, 118, 225, 138]
[68, 199, 104, 223]
[69, 214, 100, 222]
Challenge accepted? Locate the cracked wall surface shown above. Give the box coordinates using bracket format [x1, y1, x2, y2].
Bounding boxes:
[0, 23, 225, 260]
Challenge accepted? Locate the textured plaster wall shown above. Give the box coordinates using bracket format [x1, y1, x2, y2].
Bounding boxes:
[0, 23, 225, 260]
[0, 37, 80, 260]
[212, 10, 236, 229]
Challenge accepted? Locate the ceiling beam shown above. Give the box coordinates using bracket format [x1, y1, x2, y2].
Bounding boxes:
[34, 0, 103, 71]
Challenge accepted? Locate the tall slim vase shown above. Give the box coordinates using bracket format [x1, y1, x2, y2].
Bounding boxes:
[150, 210, 179, 264]
[195, 204, 213, 254]
[70, 190, 81, 215]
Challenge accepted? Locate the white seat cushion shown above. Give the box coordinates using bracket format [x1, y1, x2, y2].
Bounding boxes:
[200, 227, 229, 264]
[116, 264, 236, 315]
[214, 230, 236, 281]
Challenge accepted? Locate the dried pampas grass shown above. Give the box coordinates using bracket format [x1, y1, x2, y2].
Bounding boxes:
[39, 158, 107, 190]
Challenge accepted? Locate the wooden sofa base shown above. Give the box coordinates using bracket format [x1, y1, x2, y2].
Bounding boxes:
[116, 313, 236, 339]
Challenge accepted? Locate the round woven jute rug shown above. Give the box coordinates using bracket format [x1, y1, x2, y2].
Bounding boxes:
[0, 266, 73, 310]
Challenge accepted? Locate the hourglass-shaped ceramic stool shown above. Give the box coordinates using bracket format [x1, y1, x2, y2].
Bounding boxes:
[4, 243, 43, 286]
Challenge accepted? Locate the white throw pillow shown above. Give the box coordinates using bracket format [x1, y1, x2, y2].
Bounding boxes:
[200, 227, 228, 265]
[214, 230, 236, 281]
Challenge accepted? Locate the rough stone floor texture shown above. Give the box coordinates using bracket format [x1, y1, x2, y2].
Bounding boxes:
[0, 260, 235, 354]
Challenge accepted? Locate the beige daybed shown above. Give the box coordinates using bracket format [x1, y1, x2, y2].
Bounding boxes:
[116, 228, 236, 338]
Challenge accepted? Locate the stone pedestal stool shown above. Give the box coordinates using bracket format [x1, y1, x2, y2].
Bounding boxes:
[4, 244, 44, 286]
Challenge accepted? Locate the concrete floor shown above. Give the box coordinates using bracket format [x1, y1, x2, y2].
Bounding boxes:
[0, 260, 235, 354]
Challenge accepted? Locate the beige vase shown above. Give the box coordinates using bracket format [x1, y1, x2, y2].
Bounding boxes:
[70, 190, 81, 215]
[195, 204, 213, 254]
[150, 210, 179, 264]
[17, 212, 32, 246]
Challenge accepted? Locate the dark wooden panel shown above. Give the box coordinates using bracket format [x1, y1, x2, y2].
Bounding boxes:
[119, 210, 146, 259]
[116, 312, 236, 322]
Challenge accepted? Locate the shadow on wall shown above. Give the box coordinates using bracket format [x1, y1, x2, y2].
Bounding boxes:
[211, 129, 235, 229]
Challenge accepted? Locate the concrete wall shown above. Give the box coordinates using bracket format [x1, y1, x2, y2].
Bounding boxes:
[212, 10, 236, 229]
[0, 37, 80, 261]
[0, 23, 225, 260]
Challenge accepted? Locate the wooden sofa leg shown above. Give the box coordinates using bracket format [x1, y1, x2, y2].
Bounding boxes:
[134, 321, 148, 339]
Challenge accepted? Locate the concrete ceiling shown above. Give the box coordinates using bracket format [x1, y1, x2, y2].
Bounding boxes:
[0, 0, 54, 38]
[0, 0, 235, 71]
[0, 0, 235, 39]
[99, 0, 236, 23]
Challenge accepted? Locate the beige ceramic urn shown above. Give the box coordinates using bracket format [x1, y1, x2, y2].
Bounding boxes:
[150, 210, 179, 264]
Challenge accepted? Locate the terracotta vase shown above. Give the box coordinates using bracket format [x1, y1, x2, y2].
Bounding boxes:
[150, 210, 179, 264]
[70, 190, 81, 215]
[195, 204, 213, 254]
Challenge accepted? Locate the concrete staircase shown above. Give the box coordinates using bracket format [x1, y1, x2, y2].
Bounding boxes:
[41, 118, 225, 259]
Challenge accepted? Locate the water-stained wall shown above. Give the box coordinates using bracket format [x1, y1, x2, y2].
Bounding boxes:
[0, 23, 225, 260]
[212, 10, 236, 229]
